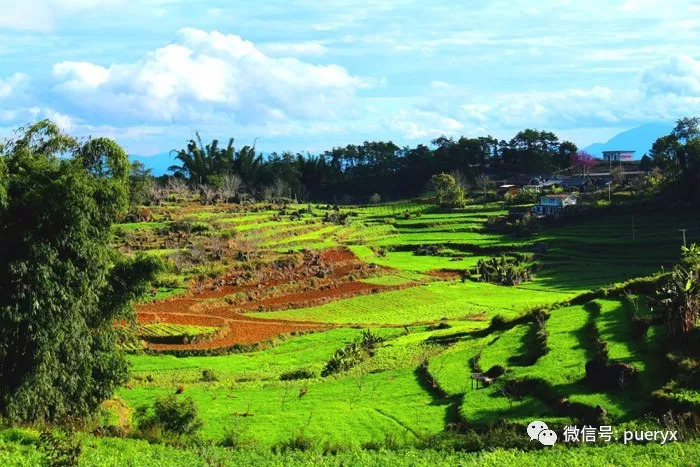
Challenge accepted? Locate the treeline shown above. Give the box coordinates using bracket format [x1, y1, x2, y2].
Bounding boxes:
[157, 129, 578, 203]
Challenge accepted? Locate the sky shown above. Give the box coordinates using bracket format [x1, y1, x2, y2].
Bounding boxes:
[1, 0, 699, 156]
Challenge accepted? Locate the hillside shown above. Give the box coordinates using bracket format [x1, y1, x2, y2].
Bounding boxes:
[85, 195, 699, 453]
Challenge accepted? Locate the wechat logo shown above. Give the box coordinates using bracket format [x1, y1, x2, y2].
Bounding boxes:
[527, 420, 557, 446]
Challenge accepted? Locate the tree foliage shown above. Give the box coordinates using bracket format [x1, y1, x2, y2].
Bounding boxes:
[653, 244, 700, 345]
[431, 173, 465, 210]
[163, 129, 577, 203]
[0, 120, 161, 422]
[650, 117, 700, 198]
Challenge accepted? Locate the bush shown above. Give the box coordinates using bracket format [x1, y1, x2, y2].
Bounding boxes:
[485, 365, 506, 378]
[38, 430, 82, 467]
[134, 395, 203, 438]
[475, 255, 533, 286]
[279, 368, 316, 381]
[201, 369, 218, 382]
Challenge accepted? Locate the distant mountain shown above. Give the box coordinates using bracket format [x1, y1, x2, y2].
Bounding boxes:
[129, 152, 176, 176]
[583, 122, 674, 159]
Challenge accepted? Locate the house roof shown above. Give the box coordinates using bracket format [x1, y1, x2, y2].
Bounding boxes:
[560, 178, 587, 187]
[542, 179, 564, 186]
[542, 193, 573, 199]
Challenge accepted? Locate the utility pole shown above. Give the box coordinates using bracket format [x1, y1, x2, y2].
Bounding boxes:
[680, 229, 687, 248]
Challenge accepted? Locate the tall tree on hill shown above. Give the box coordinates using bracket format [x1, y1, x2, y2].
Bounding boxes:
[169, 133, 235, 184]
[0, 120, 160, 422]
[650, 117, 700, 198]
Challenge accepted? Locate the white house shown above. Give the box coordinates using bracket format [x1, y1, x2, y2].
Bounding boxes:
[533, 193, 577, 216]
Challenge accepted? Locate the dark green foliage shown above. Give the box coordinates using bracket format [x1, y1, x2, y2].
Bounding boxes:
[650, 117, 700, 198]
[475, 255, 533, 286]
[0, 121, 160, 423]
[134, 395, 203, 438]
[128, 161, 153, 209]
[321, 330, 385, 377]
[38, 430, 82, 467]
[652, 244, 700, 345]
[583, 302, 609, 362]
[201, 370, 218, 382]
[279, 368, 316, 381]
[484, 365, 506, 378]
[321, 342, 363, 377]
[359, 329, 385, 351]
[585, 360, 639, 392]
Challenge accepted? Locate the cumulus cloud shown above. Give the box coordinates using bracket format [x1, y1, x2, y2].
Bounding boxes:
[641, 55, 700, 97]
[259, 41, 329, 57]
[50, 28, 371, 125]
[400, 55, 700, 137]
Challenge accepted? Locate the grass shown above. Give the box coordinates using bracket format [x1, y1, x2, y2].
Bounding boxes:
[2, 428, 698, 466]
[251, 281, 574, 324]
[41, 198, 700, 458]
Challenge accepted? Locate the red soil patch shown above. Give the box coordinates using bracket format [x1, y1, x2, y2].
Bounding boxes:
[320, 248, 357, 263]
[241, 281, 382, 311]
[426, 269, 463, 279]
[131, 246, 406, 351]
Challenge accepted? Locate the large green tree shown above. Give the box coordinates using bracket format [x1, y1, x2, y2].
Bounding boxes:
[650, 117, 700, 198]
[0, 120, 160, 422]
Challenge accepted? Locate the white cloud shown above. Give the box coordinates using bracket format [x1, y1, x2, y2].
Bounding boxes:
[641, 55, 700, 97]
[0, 0, 127, 32]
[390, 109, 463, 139]
[0, 73, 26, 99]
[259, 41, 328, 57]
[50, 28, 371, 125]
[401, 55, 700, 136]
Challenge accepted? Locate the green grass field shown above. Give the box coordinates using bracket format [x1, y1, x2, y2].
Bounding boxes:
[62, 198, 700, 462]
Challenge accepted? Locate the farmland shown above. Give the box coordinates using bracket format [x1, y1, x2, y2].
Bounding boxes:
[66, 193, 697, 460]
[2, 184, 699, 464]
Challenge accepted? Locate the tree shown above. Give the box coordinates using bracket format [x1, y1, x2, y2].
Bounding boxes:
[0, 120, 160, 422]
[169, 133, 235, 184]
[128, 161, 154, 210]
[431, 173, 465, 210]
[654, 244, 700, 344]
[218, 173, 244, 202]
[650, 117, 700, 197]
[476, 173, 491, 198]
[611, 166, 625, 186]
[570, 150, 598, 175]
[639, 154, 653, 173]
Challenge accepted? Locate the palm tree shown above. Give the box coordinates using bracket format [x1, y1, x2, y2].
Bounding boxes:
[168, 133, 235, 184]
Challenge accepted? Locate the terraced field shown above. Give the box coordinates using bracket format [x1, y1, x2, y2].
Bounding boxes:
[106, 198, 699, 451]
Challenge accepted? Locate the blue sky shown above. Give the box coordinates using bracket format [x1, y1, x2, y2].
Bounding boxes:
[1, 0, 699, 156]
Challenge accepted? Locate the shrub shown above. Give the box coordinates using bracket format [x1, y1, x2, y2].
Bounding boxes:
[321, 342, 363, 377]
[475, 255, 532, 286]
[274, 433, 317, 452]
[38, 430, 82, 467]
[201, 370, 218, 382]
[485, 365, 506, 378]
[360, 329, 385, 351]
[279, 368, 316, 381]
[134, 395, 202, 438]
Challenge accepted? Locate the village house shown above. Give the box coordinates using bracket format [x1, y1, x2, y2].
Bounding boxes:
[533, 193, 577, 216]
